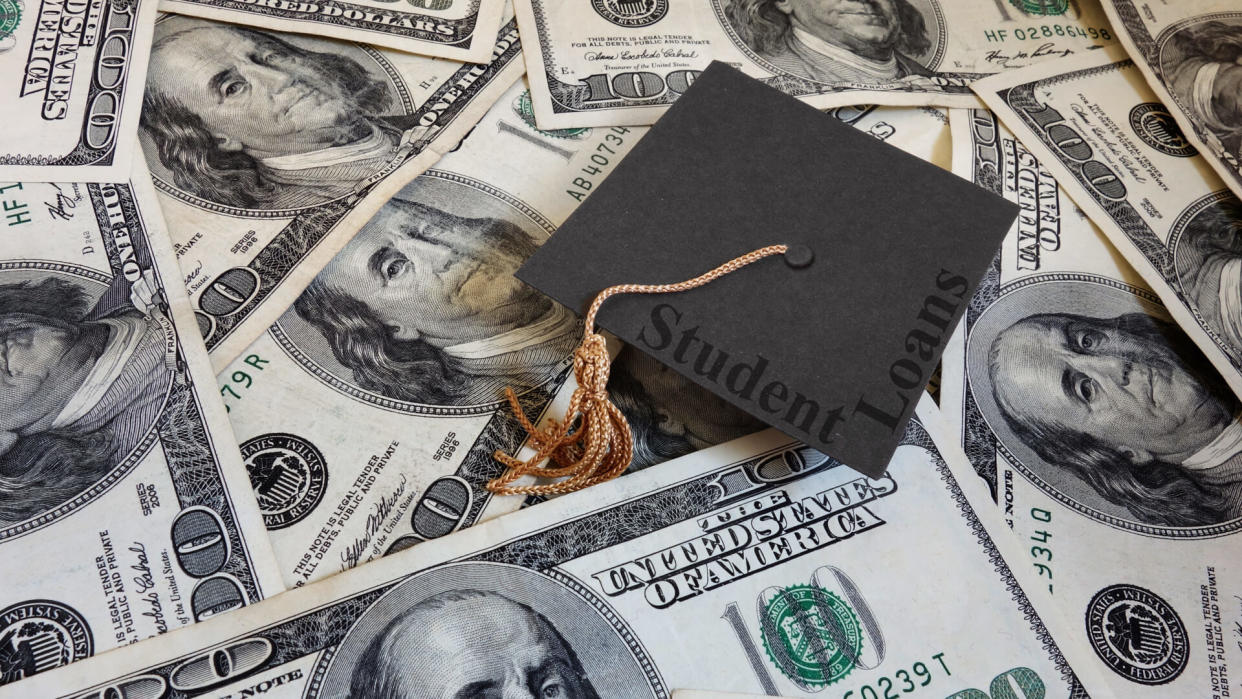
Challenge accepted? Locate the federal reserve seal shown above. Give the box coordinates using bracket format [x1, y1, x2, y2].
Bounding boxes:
[1085, 584, 1188, 685]
[591, 0, 668, 28]
[0, 600, 92, 685]
[761, 585, 862, 688]
[241, 434, 328, 530]
[1129, 103, 1197, 157]
[1008, 0, 1068, 15]
[513, 91, 590, 139]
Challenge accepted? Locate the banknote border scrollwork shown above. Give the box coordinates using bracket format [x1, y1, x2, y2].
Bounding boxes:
[111, 178, 268, 601]
[966, 271, 1242, 539]
[268, 169, 562, 417]
[165, 0, 482, 45]
[0, 0, 136, 168]
[929, 419, 1089, 698]
[958, 108, 1007, 499]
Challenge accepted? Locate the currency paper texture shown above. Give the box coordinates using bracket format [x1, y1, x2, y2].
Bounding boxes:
[139, 13, 523, 370]
[215, 79, 638, 587]
[217, 95, 955, 589]
[158, 0, 506, 61]
[974, 51, 1242, 403]
[943, 107, 1242, 698]
[513, 0, 1117, 129]
[0, 165, 283, 688]
[2, 399, 1100, 698]
[1101, 0, 1242, 203]
[0, 0, 157, 182]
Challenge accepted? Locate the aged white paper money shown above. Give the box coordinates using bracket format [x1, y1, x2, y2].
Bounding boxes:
[215, 78, 638, 587]
[139, 13, 523, 370]
[513, 0, 1117, 129]
[159, 0, 506, 61]
[216, 95, 955, 588]
[1, 399, 1105, 698]
[0, 0, 157, 182]
[974, 50, 1242, 402]
[1101, 0, 1242, 203]
[942, 106, 1242, 698]
[0, 164, 283, 688]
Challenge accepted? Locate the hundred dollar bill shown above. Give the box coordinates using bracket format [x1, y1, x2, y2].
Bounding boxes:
[3, 399, 1106, 699]
[942, 107, 1242, 698]
[1100, 0, 1242, 203]
[215, 78, 638, 587]
[217, 95, 956, 588]
[513, 0, 1117, 129]
[0, 164, 283, 688]
[139, 13, 523, 371]
[974, 51, 1242, 402]
[0, 0, 156, 182]
[159, 0, 505, 61]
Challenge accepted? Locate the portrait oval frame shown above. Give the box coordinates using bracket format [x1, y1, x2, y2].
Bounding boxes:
[141, 14, 415, 218]
[271, 170, 573, 416]
[710, 0, 947, 90]
[1169, 190, 1242, 362]
[0, 262, 175, 540]
[965, 272, 1242, 538]
[310, 561, 664, 697]
[1153, 11, 1242, 163]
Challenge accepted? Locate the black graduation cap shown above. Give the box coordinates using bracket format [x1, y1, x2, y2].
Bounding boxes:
[518, 62, 1016, 477]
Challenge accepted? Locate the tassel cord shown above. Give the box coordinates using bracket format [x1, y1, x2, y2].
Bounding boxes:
[487, 244, 789, 497]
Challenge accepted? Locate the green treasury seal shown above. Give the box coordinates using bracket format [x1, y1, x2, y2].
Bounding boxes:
[761, 585, 863, 688]
[0, 0, 21, 45]
[1008, 0, 1068, 15]
[513, 91, 590, 140]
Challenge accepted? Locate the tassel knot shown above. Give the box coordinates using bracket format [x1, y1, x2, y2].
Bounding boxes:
[487, 331, 632, 496]
[487, 244, 789, 497]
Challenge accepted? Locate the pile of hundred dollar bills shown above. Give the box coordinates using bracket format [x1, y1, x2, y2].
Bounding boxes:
[0, 0, 1239, 696]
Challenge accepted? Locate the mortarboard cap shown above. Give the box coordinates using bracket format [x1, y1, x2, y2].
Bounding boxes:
[518, 62, 1016, 477]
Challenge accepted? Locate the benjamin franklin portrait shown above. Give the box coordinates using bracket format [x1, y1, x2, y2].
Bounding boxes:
[724, 0, 935, 84]
[1174, 196, 1242, 359]
[1163, 19, 1242, 164]
[0, 275, 171, 526]
[141, 18, 415, 211]
[290, 182, 578, 406]
[982, 307, 1242, 527]
[350, 590, 600, 698]
[315, 563, 657, 697]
